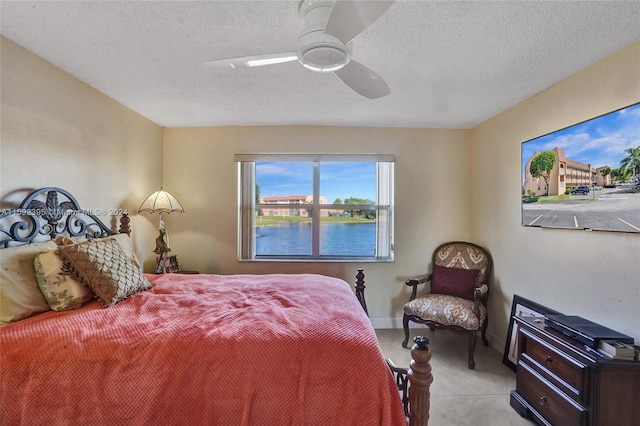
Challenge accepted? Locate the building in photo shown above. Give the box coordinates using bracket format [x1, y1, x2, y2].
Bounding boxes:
[523, 147, 611, 197]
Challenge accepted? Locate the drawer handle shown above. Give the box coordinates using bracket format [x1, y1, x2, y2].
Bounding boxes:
[539, 396, 547, 406]
[545, 355, 552, 365]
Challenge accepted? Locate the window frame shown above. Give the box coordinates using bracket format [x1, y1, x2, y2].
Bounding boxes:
[236, 154, 394, 262]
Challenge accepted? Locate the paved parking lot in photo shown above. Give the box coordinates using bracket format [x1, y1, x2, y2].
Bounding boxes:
[522, 188, 640, 232]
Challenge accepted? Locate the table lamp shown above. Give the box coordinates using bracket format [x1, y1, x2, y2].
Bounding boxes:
[138, 187, 184, 273]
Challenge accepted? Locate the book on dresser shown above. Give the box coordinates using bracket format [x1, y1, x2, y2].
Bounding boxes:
[598, 340, 636, 360]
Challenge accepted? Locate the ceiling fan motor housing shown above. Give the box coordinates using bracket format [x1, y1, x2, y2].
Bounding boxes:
[297, 0, 351, 72]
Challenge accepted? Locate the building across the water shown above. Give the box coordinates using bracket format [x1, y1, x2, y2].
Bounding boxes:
[259, 195, 329, 217]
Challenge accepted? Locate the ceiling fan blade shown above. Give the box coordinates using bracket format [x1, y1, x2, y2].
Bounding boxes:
[204, 52, 297, 69]
[334, 60, 390, 99]
[325, 0, 395, 44]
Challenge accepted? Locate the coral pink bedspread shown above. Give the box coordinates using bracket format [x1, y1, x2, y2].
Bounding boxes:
[1, 273, 405, 425]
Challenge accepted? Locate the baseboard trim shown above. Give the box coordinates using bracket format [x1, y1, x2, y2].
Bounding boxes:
[371, 316, 506, 354]
[369, 317, 404, 329]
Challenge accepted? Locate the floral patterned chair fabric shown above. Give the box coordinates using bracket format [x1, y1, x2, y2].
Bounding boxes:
[402, 241, 492, 369]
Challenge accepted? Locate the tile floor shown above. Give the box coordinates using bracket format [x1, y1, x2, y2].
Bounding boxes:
[375, 328, 535, 426]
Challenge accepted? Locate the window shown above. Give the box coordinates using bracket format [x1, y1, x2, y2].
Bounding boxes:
[236, 154, 394, 262]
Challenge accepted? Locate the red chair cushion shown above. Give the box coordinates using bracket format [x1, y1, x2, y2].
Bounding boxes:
[431, 265, 479, 300]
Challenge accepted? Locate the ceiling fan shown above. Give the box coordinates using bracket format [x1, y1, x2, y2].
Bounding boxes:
[205, 0, 395, 99]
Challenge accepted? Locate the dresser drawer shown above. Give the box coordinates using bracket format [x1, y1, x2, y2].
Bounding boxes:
[512, 315, 640, 426]
[521, 327, 589, 401]
[517, 362, 587, 426]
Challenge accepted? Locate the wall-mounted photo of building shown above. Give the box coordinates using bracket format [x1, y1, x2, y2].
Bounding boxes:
[521, 102, 640, 233]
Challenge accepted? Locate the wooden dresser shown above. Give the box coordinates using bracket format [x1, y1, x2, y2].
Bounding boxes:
[510, 316, 640, 426]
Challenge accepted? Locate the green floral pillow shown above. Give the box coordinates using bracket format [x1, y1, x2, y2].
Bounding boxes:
[0, 241, 58, 325]
[34, 251, 92, 311]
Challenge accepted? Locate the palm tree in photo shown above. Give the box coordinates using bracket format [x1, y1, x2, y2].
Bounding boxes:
[612, 167, 632, 184]
[620, 146, 640, 187]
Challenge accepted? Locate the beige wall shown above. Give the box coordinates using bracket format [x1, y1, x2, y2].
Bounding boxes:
[3, 33, 638, 346]
[471, 41, 640, 346]
[0, 37, 163, 264]
[163, 126, 471, 326]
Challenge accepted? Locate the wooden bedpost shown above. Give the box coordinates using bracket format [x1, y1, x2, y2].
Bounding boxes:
[356, 268, 431, 424]
[119, 213, 131, 235]
[408, 336, 433, 426]
[354, 268, 368, 316]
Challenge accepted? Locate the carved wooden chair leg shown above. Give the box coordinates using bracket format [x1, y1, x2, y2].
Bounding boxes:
[467, 332, 477, 370]
[408, 336, 433, 426]
[402, 314, 411, 348]
[481, 316, 489, 345]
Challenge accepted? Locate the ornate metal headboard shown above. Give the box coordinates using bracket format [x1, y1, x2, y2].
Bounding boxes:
[0, 187, 130, 248]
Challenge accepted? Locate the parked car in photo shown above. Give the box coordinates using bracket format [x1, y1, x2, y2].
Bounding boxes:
[571, 186, 590, 195]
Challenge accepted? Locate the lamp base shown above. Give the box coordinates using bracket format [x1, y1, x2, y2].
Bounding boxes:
[153, 228, 171, 273]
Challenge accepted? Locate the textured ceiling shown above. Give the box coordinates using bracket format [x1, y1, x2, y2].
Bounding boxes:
[1, 1, 640, 129]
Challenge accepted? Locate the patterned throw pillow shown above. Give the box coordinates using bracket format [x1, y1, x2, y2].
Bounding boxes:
[34, 251, 92, 311]
[431, 265, 479, 301]
[54, 233, 142, 269]
[57, 238, 152, 308]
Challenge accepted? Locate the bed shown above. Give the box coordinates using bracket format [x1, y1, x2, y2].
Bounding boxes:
[0, 187, 431, 425]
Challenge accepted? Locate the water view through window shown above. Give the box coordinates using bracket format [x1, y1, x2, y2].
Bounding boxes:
[256, 221, 376, 256]
[245, 159, 392, 260]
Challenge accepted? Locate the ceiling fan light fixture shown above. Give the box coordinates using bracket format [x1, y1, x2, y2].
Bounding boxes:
[301, 62, 344, 72]
[296, 30, 351, 73]
[299, 45, 349, 72]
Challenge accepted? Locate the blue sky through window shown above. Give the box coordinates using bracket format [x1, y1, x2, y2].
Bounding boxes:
[256, 161, 377, 203]
[521, 102, 640, 183]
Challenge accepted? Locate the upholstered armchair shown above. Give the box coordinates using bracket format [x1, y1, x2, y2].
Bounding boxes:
[402, 241, 492, 369]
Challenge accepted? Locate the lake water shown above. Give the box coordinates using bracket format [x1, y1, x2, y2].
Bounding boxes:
[256, 222, 375, 256]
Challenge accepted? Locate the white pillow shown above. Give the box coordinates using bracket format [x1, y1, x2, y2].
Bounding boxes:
[0, 240, 58, 325]
[34, 250, 92, 311]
